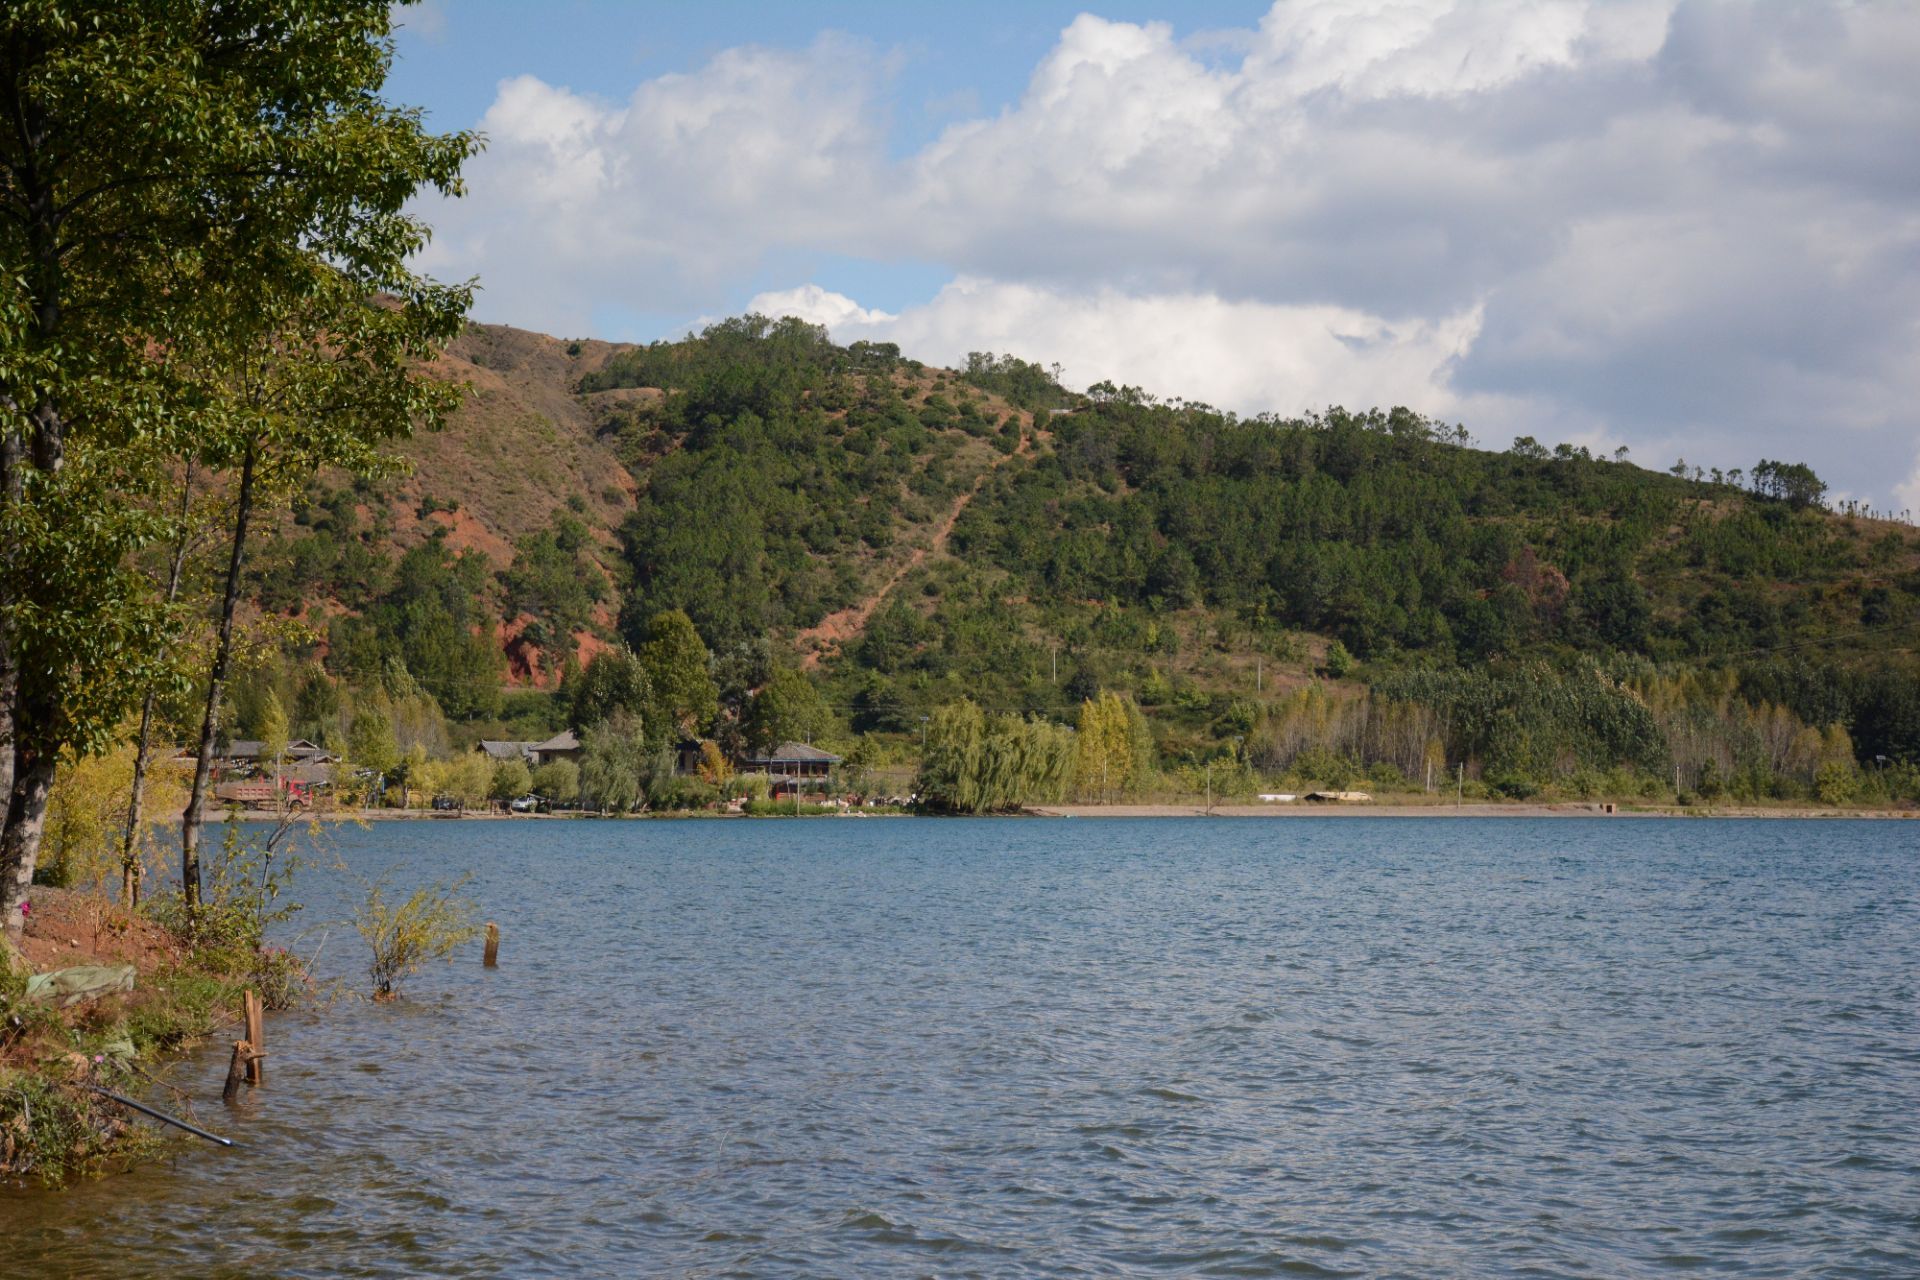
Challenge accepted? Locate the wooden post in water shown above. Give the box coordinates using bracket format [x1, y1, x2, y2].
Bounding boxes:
[242, 990, 265, 1088]
[223, 1040, 253, 1104]
[484, 921, 500, 968]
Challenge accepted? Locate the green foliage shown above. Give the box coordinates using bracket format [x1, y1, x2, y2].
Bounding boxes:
[745, 667, 834, 753]
[530, 758, 580, 804]
[1750, 459, 1828, 511]
[578, 712, 648, 813]
[1375, 662, 1667, 779]
[501, 515, 605, 651]
[148, 821, 303, 967]
[0, 1071, 161, 1187]
[327, 541, 502, 720]
[916, 699, 1075, 813]
[256, 690, 290, 776]
[348, 707, 401, 776]
[637, 608, 717, 737]
[1075, 691, 1154, 800]
[961, 351, 1067, 409]
[568, 647, 650, 732]
[354, 871, 481, 999]
[490, 756, 533, 802]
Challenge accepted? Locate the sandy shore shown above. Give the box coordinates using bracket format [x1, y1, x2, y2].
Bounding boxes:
[1025, 802, 1919, 819]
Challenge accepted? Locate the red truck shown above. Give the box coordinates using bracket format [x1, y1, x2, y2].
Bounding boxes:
[213, 778, 312, 811]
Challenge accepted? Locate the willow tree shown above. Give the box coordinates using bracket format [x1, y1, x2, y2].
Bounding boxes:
[916, 700, 1075, 814]
[0, 2, 474, 935]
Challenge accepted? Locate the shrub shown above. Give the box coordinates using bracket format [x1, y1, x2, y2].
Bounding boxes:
[354, 874, 481, 999]
[1815, 761, 1858, 806]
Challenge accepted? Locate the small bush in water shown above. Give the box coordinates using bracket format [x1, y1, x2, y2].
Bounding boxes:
[354, 874, 481, 1000]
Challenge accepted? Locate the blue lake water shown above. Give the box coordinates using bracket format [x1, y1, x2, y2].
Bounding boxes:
[3, 816, 1917, 1277]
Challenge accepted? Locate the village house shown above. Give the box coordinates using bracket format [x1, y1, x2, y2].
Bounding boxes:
[738, 742, 843, 794]
[528, 729, 582, 766]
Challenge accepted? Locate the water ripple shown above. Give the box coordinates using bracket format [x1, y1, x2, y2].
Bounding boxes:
[2, 817, 1916, 1278]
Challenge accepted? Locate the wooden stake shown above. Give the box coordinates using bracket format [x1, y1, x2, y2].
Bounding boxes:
[223, 1040, 253, 1104]
[242, 990, 265, 1088]
[484, 921, 500, 968]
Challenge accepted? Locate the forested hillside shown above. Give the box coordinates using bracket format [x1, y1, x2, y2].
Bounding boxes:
[226, 315, 1920, 808]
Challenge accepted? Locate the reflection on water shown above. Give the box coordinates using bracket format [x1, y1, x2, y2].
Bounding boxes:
[3, 818, 1917, 1278]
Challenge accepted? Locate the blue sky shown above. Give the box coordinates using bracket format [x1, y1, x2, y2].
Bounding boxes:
[391, 2, 1265, 150]
[390, 1, 1920, 511]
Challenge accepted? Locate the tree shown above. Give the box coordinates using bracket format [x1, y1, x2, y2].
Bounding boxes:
[530, 759, 581, 806]
[578, 713, 648, 813]
[1750, 460, 1827, 511]
[256, 690, 290, 786]
[501, 518, 604, 652]
[490, 757, 533, 804]
[0, 1, 476, 932]
[745, 667, 832, 753]
[568, 648, 649, 731]
[916, 700, 1075, 813]
[348, 708, 402, 779]
[1075, 691, 1153, 801]
[695, 741, 734, 788]
[639, 609, 717, 739]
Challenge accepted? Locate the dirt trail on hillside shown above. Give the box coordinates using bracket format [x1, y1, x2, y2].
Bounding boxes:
[798, 425, 1032, 668]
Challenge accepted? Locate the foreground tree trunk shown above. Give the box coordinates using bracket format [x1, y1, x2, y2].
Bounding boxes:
[0, 675, 56, 944]
[0, 390, 29, 932]
[181, 442, 257, 908]
[119, 467, 197, 906]
[0, 757, 54, 944]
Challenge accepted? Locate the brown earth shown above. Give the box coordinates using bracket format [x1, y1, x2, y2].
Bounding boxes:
[13, 886, 186, 975]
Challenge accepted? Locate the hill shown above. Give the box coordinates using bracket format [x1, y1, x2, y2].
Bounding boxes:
[233, 314, 1920, 806]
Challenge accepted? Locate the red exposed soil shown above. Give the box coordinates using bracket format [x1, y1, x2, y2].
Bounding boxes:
[14, 887, 186, 975]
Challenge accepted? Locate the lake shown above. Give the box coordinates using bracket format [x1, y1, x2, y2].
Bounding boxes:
[3, 817, 1916, 1277]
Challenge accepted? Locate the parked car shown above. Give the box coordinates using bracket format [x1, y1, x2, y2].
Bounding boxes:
[508, 794, 544, 813]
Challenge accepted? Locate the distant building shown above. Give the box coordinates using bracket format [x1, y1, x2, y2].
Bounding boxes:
[739, 742, 842, 791]
[673, 737, 719, 776]
[177, 738, 339, 780]
[477, 740, 541, 764]
[528, 729, 582, 766]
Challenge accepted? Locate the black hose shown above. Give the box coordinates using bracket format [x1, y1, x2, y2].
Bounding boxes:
[88, 1085, 236, 1148]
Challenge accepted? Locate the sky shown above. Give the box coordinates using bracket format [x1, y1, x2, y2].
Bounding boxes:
[390, 0, 1920, 511]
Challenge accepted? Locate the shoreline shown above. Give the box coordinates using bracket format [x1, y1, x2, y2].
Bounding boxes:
[1026, 801, 1920, 819]
[233, 801, 1920, 822]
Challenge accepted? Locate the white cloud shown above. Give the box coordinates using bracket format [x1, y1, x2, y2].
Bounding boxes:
[1897, 456, 1920, 522]
[753, 274, 1514, 427]
[424, 0, 1920, 504]
[745, 284, 897, 329]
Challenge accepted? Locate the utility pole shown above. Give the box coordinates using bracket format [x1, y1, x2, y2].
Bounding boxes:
[1256, 656, 1262, 693]
[1456, 762, 1463, 807]
[1205, 761, 1213, 816]
[1051, 643, 1058, 685]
